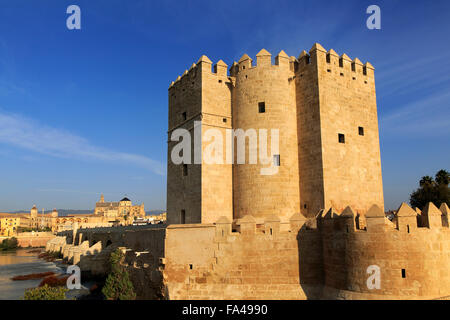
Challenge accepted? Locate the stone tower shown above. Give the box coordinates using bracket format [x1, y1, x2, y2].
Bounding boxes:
[167, 43, 384, 224]
[30, 205, 38, 227]
[230, 49, 300, 221]
[167, 56, 233, 224]
[295, 44, 384, 215]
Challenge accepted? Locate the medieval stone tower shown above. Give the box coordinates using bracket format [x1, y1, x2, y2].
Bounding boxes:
[167, 43, 384, 225]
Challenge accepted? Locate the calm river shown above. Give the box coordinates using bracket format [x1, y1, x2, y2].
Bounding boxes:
[0, 249, 64, 300]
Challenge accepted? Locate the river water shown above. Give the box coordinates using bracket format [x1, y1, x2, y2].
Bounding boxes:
[0, 249, 64, 300]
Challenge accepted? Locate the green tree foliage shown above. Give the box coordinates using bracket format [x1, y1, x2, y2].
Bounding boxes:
[0, 237, 19, 251]
[410, 169, 450, 210]
[24, 284, 67, 300]
[101, 248, 136, 300]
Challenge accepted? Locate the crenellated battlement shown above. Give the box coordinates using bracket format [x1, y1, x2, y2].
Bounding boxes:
[169, 55, 231, 90]
[316, 202, 449, 234]
[231, 49, 294, 77]
[294, 43, 374, 81]
[169, 44, 375, 91]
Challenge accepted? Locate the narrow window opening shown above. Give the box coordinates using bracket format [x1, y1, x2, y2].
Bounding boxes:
[222, 230, 224, 237]
[305, 56, 310, 64]
[351, 63, 356, 72]
[218, 79, 222, 83]
[358, 126, 364, 136]
[407, 225, 410, 233]
[346, 225, 349, 233]
[182, 112, 187, 121]
[338, 133, 345, 144]
[258, 102, 266, 113]
[339, 58, 343, 68]
[340, 73, 344, 77]
[242, 66, 245, 70]
[352, 77, 356, 80]
[189, 264, 193, 270]
[183, 164, 188, 176]
[245, 75, 248, 79]
[270, 228, 273, 235]
[326, 54, 331, 63]
[363, 66, 367, 75]
[181, 210, 186, 224]
[401, 269, 406, 278]
[223, 118, 227, 123]
[273, 154, 280, 166]
[327, 69, 331, 73]
[304, 204, 307, 209]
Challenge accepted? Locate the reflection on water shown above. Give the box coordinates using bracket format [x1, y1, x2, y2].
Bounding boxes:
[0, 249, 64, 300]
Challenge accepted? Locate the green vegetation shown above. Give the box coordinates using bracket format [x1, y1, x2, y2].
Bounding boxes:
[23, 284, 67, 300]
[17, 226, 51, 233]
[0, 237, 19, 251]
[410, 169, 450, 210]
[101, 248, 136, 300]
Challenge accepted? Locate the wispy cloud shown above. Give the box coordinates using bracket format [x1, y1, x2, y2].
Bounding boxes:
[376, 52, 450, 99]
[380, 90, 450, 136]
[0, 110, 165, 175]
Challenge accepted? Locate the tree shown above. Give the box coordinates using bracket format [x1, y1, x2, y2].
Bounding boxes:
[0, 237, 19, 251]
[435, 169, 450, 185]
[410, 169, 449, 210]
[419, 175, 434, 187]
[101, 248, 136, 300]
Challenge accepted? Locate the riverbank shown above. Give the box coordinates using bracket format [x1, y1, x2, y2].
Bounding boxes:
[0, 232, 56, 248]
[0, 248, 64, 299]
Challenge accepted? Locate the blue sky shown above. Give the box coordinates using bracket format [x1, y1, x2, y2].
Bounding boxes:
[0, 0, 449, 211]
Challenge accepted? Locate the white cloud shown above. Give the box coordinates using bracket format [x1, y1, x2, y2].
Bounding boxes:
[380, 90, 450, 136]
[0, 111, 165, 175]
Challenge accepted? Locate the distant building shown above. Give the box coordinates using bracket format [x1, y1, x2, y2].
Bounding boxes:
[0, 214, 20, 237]
[94, 194, 145, 219]
[0, 194, 146, 234]
[147, 212, 167, 224]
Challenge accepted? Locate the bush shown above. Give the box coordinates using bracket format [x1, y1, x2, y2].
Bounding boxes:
[101, 249, 136, 300]
[24, 284, 67, 300]
[0, 237, 19, 251]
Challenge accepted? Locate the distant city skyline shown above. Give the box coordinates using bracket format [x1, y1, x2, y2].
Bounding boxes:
[0, 0, 449, 211]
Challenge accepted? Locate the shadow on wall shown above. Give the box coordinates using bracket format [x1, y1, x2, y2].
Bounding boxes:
[297, 222, 324, 299]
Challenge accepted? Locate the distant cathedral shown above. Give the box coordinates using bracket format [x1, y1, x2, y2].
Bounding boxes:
[94, 194, 145, 219]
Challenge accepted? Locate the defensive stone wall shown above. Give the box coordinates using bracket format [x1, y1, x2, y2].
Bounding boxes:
[45, 202, 450, 300]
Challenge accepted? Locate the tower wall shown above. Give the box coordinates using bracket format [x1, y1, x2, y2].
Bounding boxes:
[295, 50, 325, 217]
[314, 45, 384, 213]
[167, 64, 203, 225]
[295, 44, 384, 215]
[167, 57, 233, 225]
[231, 50, 300, 222]
[200, 59, 233, 224]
